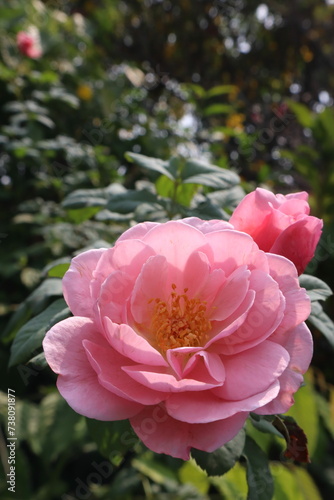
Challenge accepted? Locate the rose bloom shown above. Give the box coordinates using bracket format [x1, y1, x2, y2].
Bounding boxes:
[43, 214, 314, 460]
[17, 31, 42, 59]
[230, 188, 323, 275]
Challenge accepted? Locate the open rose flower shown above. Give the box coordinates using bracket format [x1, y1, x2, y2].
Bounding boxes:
[17, 30, 42, 59]
[230, 188, 323, 274]
[43, 216, 313, 460]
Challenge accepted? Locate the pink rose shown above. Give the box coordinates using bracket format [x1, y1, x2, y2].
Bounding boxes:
[17, 31, 42, 59]
[43, 217, 313, 460]
[230, 188, 323, 275]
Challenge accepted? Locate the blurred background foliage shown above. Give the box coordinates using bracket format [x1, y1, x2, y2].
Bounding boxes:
[1, 0, 334, 499]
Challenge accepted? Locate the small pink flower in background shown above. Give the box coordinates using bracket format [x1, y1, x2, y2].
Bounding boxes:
[230, 188, 323, 275]
[43, 212, 314, 460]
[17, 30, 42, 59]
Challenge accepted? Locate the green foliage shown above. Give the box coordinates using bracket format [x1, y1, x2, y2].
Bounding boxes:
[299, 274, 333, 302]
[310, 302, 334, 349]
[86, 418, 138, 462]
[9, 298, 69, 367]
[60, 153, 240, 222]
[192, 429, 246, 477]
[299, 274, 334, 349]
[2, 279, 63, 342]
[243, 436, 274, 500]
[271, 463, 322, 500]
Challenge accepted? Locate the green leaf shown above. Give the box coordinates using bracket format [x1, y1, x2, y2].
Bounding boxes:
[132, 453, 178, 485]
[286, 99, 314, 128]
[293, 467, 322, 500]
[42, 258, 71, 277]
[125, 152, 175, 180]
[3, 279, 64, 341]
[9, 299, 70, 367]
[29, 393, 84, 462]
[67, 206, 102, 223]
[27, 352, 48, 370]
[0, 392, 38, 444]
[208, 185, 245, 211]
[315, 107, 334, 147]
[245, 419, 278, 455]
[181, 159, 239, 188]
[179, 459, 210, 494]
[271, 463, 322, 500]
[271, 463, 304, 500]
[106, 189, 159, 214]
[308, 301, 334, 349]
[242, 436, 274, 500]
[108, 468, 141, 499]
[86, 418, 138, 460]
[182, 83, 206, 98]
[203, 104, 234, 116]
[47, 262, 70, 278]
[205, 85, 237, 98]
[62, 184, 126, 209]
[314, 390, 334, 438]
[186, 198, 229, 220]
[155, 175, 197, 207]
[211, 462, 248, 500]
[192, 428, 246, 476]
[155, 175, 176, 198]
[34, 114, 55, 129]
[133, 202, 167, 222]
[249, 415, 285, 439]
[299, 274, 333, 302]
[95, 209, 133, 222]
[184, 173, 235, 189]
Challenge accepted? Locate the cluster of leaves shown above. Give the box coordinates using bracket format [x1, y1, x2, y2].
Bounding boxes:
[62, 151, 242, 221]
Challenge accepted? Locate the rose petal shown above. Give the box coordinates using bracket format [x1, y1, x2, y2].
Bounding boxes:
[255, 323, 313, 414]
[229, 188, 277, 249]
[181, 217, 233, 234]
[165, 381, 280, 423]
[130, 404, 247, 460]
[83, 339, 166, 405]
[210, 265, 250, 321]
[182, 350, 226, 383]
[266, 253, 311, 334]
[279, 197, 309, 216]
[270, 216, 323, 274]
[142, 221, 210, 271]
[206, 290, 256, 348]
[104, 318, 167, 367]
[97, 270, 133, 324]
[91, 239, 155, 302]
[285, 191, 309, 202]
[205, 230, 267, 276]
[63, 249, 106, 317]
[214, 340, 289, 400]
[130, 254, 171, 326]
[215, 269, 285, 354]
[117, 221, 160, 242]
[123, 361, 222, 392]
[182, 251, 213, 298]
[43, 317, 142, 420]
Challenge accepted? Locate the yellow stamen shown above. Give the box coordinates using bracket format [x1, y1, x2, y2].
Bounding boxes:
[149, 284, 211, 352]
